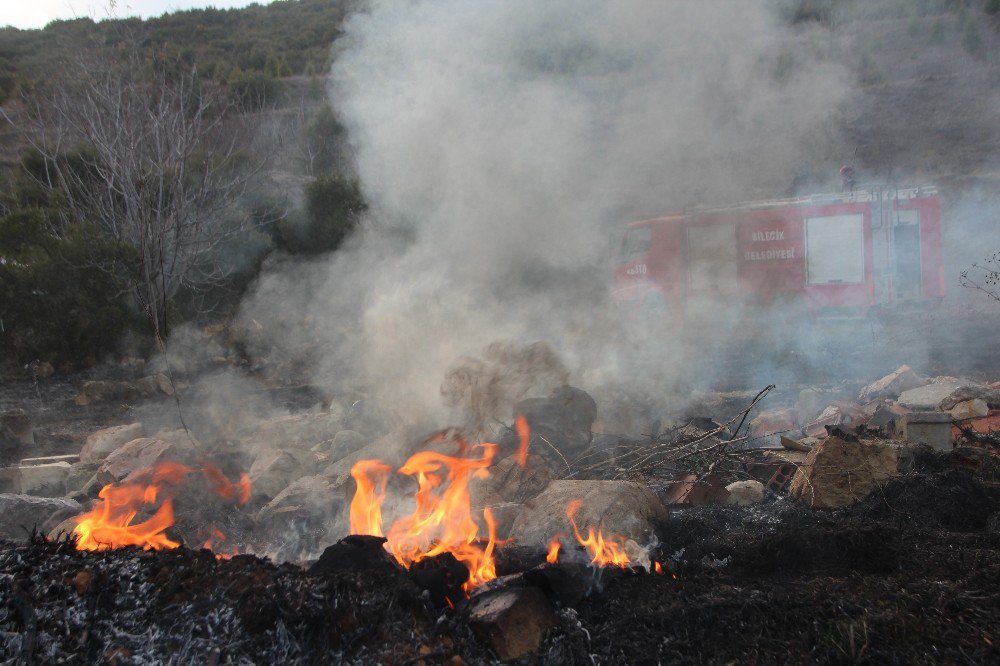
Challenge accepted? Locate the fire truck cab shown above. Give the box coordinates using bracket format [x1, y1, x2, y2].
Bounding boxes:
[613, 186, 944, 318]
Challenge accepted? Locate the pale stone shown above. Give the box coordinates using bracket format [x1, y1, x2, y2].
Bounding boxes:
[0, 494, 81, 540]
[18, 461, 71, 497]
[789, 437, 898, 509]
[858, 365, 927, 402]
[725, 480, 765, 506]
[949, 399, 989, 422]
[81, 423, 145, 463]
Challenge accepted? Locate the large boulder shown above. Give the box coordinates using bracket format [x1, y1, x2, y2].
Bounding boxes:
[858, 365, 928, 402]
[80, 423, 145, 464]
[97, 437, 192, 482]
[788, 437, 898, 509]
[0, 494, 81, 540]
[18, 462, 71, 497]
[509, 479, 667, 547]
[254, 474, 350, 562]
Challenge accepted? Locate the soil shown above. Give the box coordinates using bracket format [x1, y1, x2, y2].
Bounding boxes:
[2, 454, 998, 664]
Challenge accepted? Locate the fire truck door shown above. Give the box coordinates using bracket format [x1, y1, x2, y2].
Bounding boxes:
[893, 209, 921, 300]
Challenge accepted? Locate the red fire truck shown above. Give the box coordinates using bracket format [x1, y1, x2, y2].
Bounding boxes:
[613, 186, 944, 318]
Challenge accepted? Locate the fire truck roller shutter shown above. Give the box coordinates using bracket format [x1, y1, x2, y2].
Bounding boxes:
[805, 214, 865, 284]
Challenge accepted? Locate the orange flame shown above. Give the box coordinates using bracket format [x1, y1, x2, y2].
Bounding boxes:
[349, 460, 392, 537]
[566, 499, 631, 568]
[72, 462, 249, 553]
[349, 440, 500, 592]
[514, 414, 530, 468]
[546, 535, 562, 564]
[654, 561, 663, 574]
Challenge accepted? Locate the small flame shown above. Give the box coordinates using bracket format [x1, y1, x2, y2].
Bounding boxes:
[72, 462, 249, 553]
[349, 460, 392, 537]
[566, 499, 631, 568]
[654, 561, 663, 574]
[514, 414, 530, 468]
[546, 535, 562, 564]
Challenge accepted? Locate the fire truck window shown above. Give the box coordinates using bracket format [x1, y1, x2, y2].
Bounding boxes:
[806, 214, 864, 284]
[894, 209, 921, 299]
[622, 226, 652, 260]
[687, 224, 737, 291]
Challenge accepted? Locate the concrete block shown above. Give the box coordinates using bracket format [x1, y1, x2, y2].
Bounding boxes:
[900, 412, 952, 451]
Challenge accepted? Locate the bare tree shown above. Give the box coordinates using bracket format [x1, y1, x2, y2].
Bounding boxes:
[2, 41, 274, 337]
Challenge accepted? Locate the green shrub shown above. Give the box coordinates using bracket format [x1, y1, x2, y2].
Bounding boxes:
[229, 70, 285, 110]
[0, 210, 140, 364]
[272, 176, 366, 255]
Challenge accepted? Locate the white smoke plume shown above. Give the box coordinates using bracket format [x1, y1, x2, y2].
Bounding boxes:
[240, 0, 857, 430]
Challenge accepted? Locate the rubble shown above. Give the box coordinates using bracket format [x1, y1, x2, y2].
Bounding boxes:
[0, 494, 81, 539]
[949, 398, 989, 421]
[788, 437, 898, 508]
[248, 448, 318, 502]
[80, 423, 145, 463]
[254, 474, 349, 561]
[857, 364, 927, 402]
[510, 480, 667, 547]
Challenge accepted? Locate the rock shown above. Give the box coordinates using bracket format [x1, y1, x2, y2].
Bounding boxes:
[74, 380, 136, 406]
[725, 480, 765, 506]
[510, 480, 667, 547]
[796, 388, 849, 424]
[321, 445, 386, 487]
[780, 435, 815, 452]
[477, 454, 558, 505]
[134, 374, 173, 397]
[311, 429, 368, 461]
[97, 437, 191, 482]
[898, 412, 952, 451]
[20, 454, 78, 466]
[0, 409, 34, 446]
[510, 386, 597, 462]
[31, 360, 55, 378]
[896, 377, 968, 412]
[18, 461, 71, 497]
[788, 437, 898, 509]
[858, 365, 928, 402]
[804, 403, 867, 439]
[949, 399, 989, 422]
[249, 448, 319, 502]
[0, 467, 22, 494]
[1, 424, 24, 465]
[468, 587, 558, 661]
[244, 413, 342, 452]
[81, 423, 145, 464]
[255, 474, 349, 562]
[0, 494, 81, 540]
[65, 462, 101, 494]
[941, 385, 1000, 411]
[441, 341, 569, 426]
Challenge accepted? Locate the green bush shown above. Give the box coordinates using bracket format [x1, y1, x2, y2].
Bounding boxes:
[0, 210, 140, 364]
[228, 70, 285, 110]
[272, 176, 366, 255]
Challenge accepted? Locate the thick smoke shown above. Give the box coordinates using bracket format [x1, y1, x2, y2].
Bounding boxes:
[241, 1, 858, 431]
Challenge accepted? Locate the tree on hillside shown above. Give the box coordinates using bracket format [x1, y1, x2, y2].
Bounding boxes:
[2, 42, 274, 338]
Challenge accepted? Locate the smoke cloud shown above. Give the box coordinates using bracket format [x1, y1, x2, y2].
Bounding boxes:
[237, 0, 857, 431]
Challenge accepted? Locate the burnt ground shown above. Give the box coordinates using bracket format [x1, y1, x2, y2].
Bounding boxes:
[2, 453, 998, 665]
